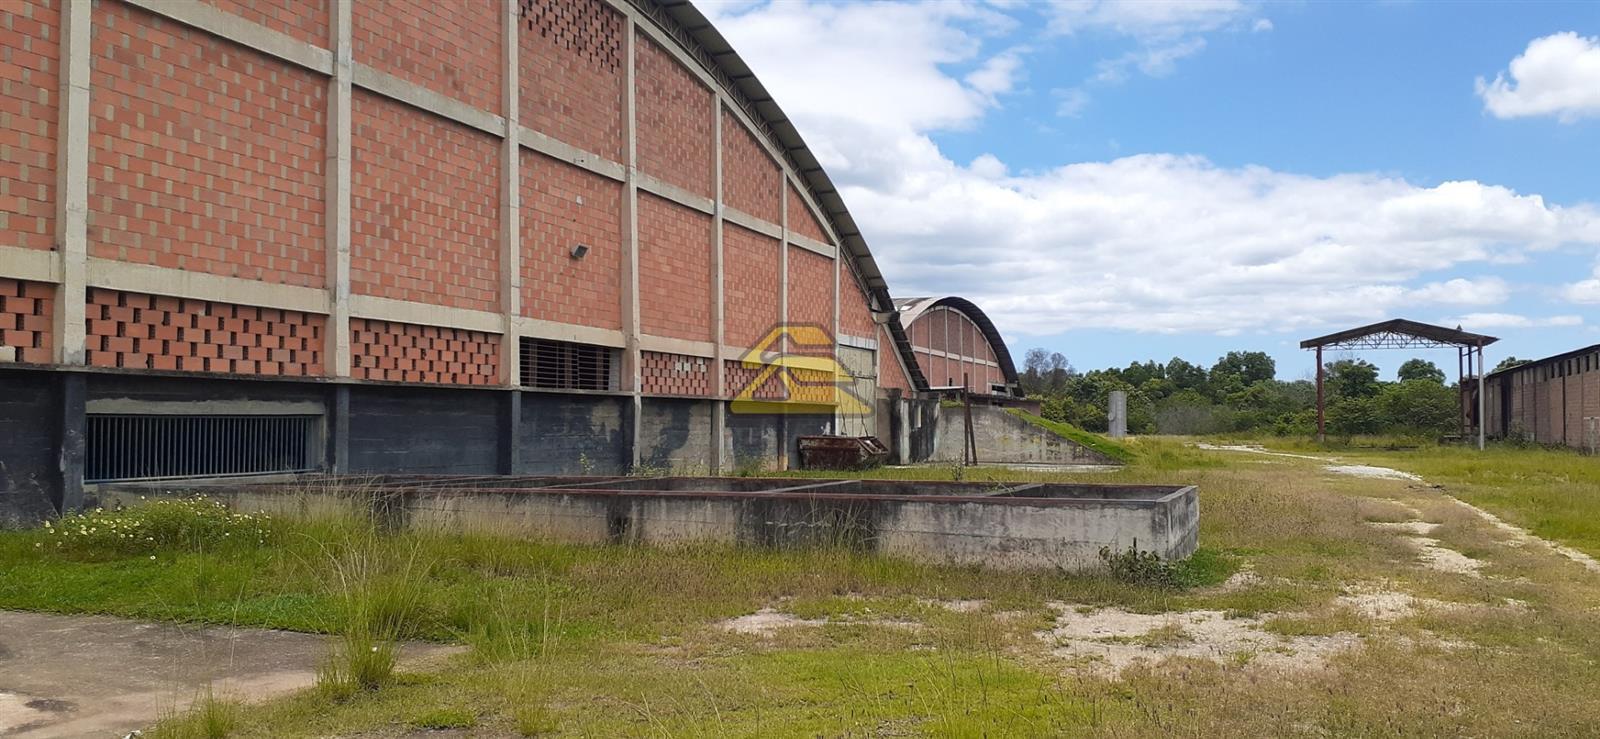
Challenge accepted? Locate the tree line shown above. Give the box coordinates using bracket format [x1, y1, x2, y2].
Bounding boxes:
[1018, 348, 1527, 438]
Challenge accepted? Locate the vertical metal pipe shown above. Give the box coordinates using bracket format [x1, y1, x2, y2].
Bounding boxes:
[1315, 346, 1324, 443]
[1478, 343, 1486, 451]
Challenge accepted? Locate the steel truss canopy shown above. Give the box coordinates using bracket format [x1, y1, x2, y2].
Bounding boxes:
[1299, 319, 1499, 351]
[1300, 319, 1498, 449]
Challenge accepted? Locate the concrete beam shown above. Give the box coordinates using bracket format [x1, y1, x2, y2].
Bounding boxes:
[789, 234, 836, 259]
[711, 97, 726, 473]
[350, 64, 505, 137]
[52, 0, 90, 365]
[120, 0, 334, 75]
[721, 208, 783, 241]
[636, 173, 715, 215]
[325, 0, 354, 377]
[0, 246, 61, 284]
[499, 0, 521, 388]
[622, 17, 643, 469]
[87, 259, 328, 315]
[640, 334, 715, 359]
[349, 295, 502, 334]
[513, 317, 627, 349]
[520, 126, 627, 181]
[326, 385, 350, 474]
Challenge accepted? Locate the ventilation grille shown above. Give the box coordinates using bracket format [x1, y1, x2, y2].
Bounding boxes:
[520, 0, 621, 72]
[86, 414, 321, 483]
[520, 338, 616, 391]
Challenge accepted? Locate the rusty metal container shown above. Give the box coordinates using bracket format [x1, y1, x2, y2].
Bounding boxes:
[797, 435, 889, 470]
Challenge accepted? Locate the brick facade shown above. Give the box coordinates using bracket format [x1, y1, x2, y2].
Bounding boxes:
[720, 108, 779, 222]
[351, 90, 499, 312]
[879, 331, 913, 392]
[519, 0, 623, 160]
[786, 245, 833, 332]
[89, 3, 327, 287]
[641, 350, 711, 396]
[353, 0, 501, 112]
[907, 306, 1006, 392]
[839, 261, 876, 340]
[0, 278, 53, 364]
[635, 36, 712, 198]
[0, 0, 58, 252]
[723, 222, 780, 349]
[521, 150, 622, 329]
[726, 359, 785, 401]
[198, 0, 328, 48]
[787, 182, 829, 245]
[349, 317, 499, 386]
[638, 192, 711, 341]
[85, 287, 324, 376]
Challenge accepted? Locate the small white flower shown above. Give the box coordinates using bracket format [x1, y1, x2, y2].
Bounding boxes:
[149, 555, 156, 561]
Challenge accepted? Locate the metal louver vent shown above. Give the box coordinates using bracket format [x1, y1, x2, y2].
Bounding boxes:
[520, 338, 617, 391]
[85, 415, 321, 483]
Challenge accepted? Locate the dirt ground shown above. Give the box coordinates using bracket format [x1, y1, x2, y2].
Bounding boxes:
[0, 611, 458, 738]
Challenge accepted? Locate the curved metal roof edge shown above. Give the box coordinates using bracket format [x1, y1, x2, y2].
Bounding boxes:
[637, 0, 926, 391]
[893, 297, 1020, 385]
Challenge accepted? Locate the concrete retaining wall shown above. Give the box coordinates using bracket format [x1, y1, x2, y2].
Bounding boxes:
[926, 405, 1118, 465]
[100, 478, 1198, 571]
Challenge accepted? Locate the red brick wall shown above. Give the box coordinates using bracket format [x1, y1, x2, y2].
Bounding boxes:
[519, 0, 623, 160]
[349, 317, 498, 385]
[879, 334, 912, 392]
[351, 90, 499, 312]
[89, 4, 326, 287]
[638, 192, 710, 341]
[0, 0, 58, 252]
[839, 260, 876, 340]
[641, 350, 710, 396]
[787, 182, 829, 244]
[720, 108, 779, 222]
[723, 223, 779, 349]
[635, 36, 711, 198]
[353, 0, 500, 112]
[0, 278, 53, 364]
[85, 287, 324, 376]
[521, 150, 621, 329]
[786, 245, 832, 332]
[198, 0, 328, 47]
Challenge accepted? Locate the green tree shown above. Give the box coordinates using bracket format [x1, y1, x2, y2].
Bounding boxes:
[1378, 379, 1458, 435]
[1396, 358, 1446, 384]
[1209, 351, 1276, 390]
[1164, 357, 1209, 395]
[1328, 395, 1382, 437]
[1492, 357, 1531, 374]
[1325, 359, 1381, 399]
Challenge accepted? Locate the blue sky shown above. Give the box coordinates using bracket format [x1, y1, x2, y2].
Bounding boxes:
[705, 0, 1600, 379]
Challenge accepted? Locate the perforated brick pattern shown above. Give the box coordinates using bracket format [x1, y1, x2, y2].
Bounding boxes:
[725, 360, 786, 401]
[0, 278, 53, 364]
[641, 350, 710, 396]
[349, 317, 499, 386]
[85, 288, 324, 376]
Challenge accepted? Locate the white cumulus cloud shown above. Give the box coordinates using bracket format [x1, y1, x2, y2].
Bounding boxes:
[1443, 313, 1585, 330]
[1477, 32, 1600, 123]
[709, 2, 1600, 339]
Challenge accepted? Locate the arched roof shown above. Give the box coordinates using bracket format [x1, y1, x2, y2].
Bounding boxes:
[635, 0, 927, 391]
[894, 296, 1019, 386]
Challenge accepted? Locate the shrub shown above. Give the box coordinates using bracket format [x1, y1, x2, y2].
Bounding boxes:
[41, 496, 275, 555]
[1097, 542, 1222, 589]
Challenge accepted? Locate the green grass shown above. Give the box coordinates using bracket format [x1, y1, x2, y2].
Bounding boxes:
[7, 441, 1600, 736]
[1004, 408, 1136, 463]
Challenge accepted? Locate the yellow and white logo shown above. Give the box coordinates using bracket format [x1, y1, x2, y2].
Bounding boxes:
[729, 323, 874, 417]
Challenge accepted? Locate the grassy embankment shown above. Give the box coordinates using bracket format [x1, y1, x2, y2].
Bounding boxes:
[3, 437, 1600, 736]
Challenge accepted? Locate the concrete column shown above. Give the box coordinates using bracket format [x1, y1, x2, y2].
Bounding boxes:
[1108, 390, 1128, 439]
[55, 373, 86, 512]
[621, 18, 642, 469]
[324, 0, 354, 376]
[710, 98, 726, 474]
[499, 391, 521, 474]
[52, 0, 91, 365]
[499, 0, 522, 388]
[777, 173, 789, 469]
[325, 385, 350, 473]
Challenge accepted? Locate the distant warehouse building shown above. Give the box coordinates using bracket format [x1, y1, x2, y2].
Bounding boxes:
[1481, 345, 1600, 453]
[0, 0, 936, 522]
[893, 297, 1020, 399]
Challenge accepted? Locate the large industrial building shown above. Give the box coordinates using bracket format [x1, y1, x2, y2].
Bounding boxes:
[1480, 345, 1600, 453]
[894, 296, 1020, 398]
[0, 0, 979, 522]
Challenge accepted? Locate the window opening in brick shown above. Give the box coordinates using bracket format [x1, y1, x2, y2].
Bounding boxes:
[520, 338, 616, 390]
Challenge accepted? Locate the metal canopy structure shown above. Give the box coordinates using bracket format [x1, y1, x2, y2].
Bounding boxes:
[1300, 319, 1500, 449]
